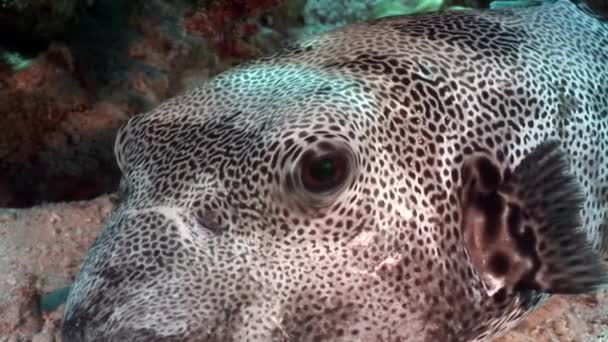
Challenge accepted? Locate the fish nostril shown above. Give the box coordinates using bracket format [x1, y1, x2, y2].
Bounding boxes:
[194, 209, 227, 233]
[62, 315, 174, 341]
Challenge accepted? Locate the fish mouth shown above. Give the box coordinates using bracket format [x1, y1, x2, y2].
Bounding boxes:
[61, 274, 245, 342]
[61, 324, 180, 342]
[61, 301, 238, 342]
[61, 326, 214, 342]
[59, 206, 256, 342]
[62, 292, 295, 342]
[61, 205, 491, 342]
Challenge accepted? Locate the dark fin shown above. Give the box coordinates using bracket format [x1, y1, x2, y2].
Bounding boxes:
[502, 140, 608, 294]
[489, 0, 547, 9]
[461, 140, 608, 298]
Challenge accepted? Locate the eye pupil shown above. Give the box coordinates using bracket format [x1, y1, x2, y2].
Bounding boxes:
[300, 149, 349, 194]
[310, 158, 337, 183]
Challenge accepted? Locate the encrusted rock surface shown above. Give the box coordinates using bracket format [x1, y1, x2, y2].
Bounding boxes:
[0, 0, 217, 207]
[0, 0, 300, 207]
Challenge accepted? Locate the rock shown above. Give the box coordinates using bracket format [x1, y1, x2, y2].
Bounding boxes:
[0, 0, 86, 43]
[0, 0, 223, 208]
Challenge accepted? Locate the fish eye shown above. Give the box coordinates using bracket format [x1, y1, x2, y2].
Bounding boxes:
[298, 146, 351, 195]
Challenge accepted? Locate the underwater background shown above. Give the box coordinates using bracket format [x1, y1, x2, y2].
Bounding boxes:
[0, 0, 606, 341]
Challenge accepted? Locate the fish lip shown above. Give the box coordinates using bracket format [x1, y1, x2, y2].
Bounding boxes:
[62, 326, 192, 342]
[62, 280, 238, 342]
[62, 316, 236, 342]
[62, 306, 202, 342]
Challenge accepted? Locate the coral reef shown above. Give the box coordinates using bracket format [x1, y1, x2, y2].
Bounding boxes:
[371, 0, 445, 18]
[293, 0, 490, 38]
[297, 0, 381, 37]
[184, 0, 280, 59]
[0, 0, 310, 207]
[0, 0, 87, 53]
[0, 0, 216, 207]
[183, 0, 307, 61]
[0, 46, 127, 207]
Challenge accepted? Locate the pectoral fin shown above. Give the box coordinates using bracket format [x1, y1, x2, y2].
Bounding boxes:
[461, 140, 608, 296]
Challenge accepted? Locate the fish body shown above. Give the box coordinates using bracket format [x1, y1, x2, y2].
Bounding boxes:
[63, 1, 608, 341]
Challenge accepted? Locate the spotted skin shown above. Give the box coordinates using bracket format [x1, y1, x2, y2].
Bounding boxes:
[62, 1, 608, 341]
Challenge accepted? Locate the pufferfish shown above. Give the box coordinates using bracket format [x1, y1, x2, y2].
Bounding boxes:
[62, 0, 608, 341]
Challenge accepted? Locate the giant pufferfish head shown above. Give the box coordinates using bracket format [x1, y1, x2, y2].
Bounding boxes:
[62, 58, 481, 342]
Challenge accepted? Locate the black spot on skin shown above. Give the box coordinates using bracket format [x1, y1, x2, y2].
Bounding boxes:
[463, 156, 506, 242]
[510, 223, 542, 293]
[506, 204, 522, 235]
[510, 224, 536, 256]
[475, 157, 502, 192]
[514, 272, 542, 293]
[475, 192, 505, 243]
[492, 288, 507, 303]
[488, 252, 510, 276]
